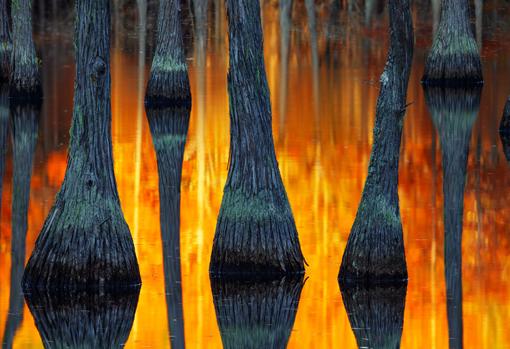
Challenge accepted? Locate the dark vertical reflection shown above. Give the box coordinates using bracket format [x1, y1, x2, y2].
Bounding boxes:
[500, 98, 510, 161]
[2, 101, 40, 349]
[211, 276, 304, 349]
[278, 0, 292, 143]
[340, 283, 407, 348]
[147, 106, 191, 348]
[0, 84, 9, 216]
[424, 87, 482, 349]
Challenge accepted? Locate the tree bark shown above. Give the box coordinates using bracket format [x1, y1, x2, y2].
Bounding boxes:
[22, 0, 141, 291]
[0, 0, 11, 81]
[0, 84, 8, 214]
[211, 276, 304, 349]
[147, 106, 190, 349]
[340, 283, 407, 348]
[146, 0, 191, 107]
[209, 0, 305, 276]
[25, 290, 140, 348]
[10, 0, 42, 100]
[422, 0, 483, 86]
[338, 0, 413, 285]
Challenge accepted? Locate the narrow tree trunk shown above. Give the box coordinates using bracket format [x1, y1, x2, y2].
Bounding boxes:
[147, 106, 190, 349]
[209, 0, 305, 276]
[338, 0, 413, 284]
[146, 0, 191, 107]
[22, 0, 141, 291]
[340, 283, 407, 348]
[0, 0, 12, 81]
[278, 0, 291, 143]
[2, 102, 39, 349]
[10, 0, 42, 100]
[422, 0, 483, 86]
[0, 85, 8, 213]
[211, 276, 304, 349]
[25, 290, 140, 348]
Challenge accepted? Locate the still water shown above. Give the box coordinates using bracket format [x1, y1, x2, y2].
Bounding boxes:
[1, 0, 510, 347]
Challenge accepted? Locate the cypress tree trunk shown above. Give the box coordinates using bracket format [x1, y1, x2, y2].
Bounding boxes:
[10, 0, 42, 100]
[338, 0, 413, 284]
[211, 276, 304, 349]
[145, 0, 191, 107]
[147, 106, 190, 348]
[0, 0, 11, 81]
[340, 283, 407, 348]
[499, 97, 510, 134]
[25, 290, 140, 348]
[278, 0, 291, 142]
[0, 84, 8, 213]
[424, 86, 481, 349]
[2, 102, 39, 349]
[22, 0, 141, 291]
[422, 0, 483, 86]
[209, 0, 305, 276]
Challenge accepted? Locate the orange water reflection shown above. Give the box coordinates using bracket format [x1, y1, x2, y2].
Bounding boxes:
[1, 1, 510, 348]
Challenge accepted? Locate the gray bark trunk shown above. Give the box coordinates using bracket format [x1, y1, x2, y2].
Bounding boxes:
[0, 0, 11, 80]
[0, 84, 8, 215]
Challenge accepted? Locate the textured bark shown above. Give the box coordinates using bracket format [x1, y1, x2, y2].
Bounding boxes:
[424, 86, 481, 349]
[339, 0, 413, 284]
[340, 283, 407, 348]
[25, 290, 140, 348]
[211, 276, 304, 349]
[0, 0, 11, 81]
[0, 84, 8, 214]
[146, 0, 191, 107]
[147, 106, 190, 348]
[22, 0, 141, 291]
[422, 0, 483, 86]
[209, 0, 305, 276]
[10, 0, 42, 100]
[2, 102, 39, 349]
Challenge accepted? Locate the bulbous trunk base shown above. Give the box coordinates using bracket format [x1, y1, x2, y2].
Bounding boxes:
[145, 68, 191, 108]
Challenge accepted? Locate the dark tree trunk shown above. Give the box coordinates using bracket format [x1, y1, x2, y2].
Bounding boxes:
[147, 106, 190, 348]
[424, 86, 481, 349]
[0, 0, 12, 81]
[25, 290, 140, 348]
[22, 0, 141, 291]
[0, 85, 8, 214]
[145, 0, 191, 107]
[499, 97, 510, 135]
[422, 0, 483, 86]
[338, 0, 413, 284]
[211, 276, 304, 349]
[10, 0, 42, 100]
[340, 283, 407, 348]
[209, 0, 305, 276]
[2, 102, 39, 349]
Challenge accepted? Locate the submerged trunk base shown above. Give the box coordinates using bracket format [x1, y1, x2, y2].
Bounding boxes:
[145, 69, 191, 108]
[9, 78, 43, 102]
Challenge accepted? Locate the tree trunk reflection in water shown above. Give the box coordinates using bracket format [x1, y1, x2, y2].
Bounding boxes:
[0, 85, 8, 218]
[211, 277, 304, 349]
[339, 0, 413, 284]
[424, 86, 482, 349]
[147, 106, 190, 349]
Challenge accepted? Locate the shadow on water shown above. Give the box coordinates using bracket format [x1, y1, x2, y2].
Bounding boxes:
[340, 283, 407, 348]
[147, 105, 191, 348]
[2, 99, 40, 349]
[210, 276, 304, 349]
[424, 86, 482, 349]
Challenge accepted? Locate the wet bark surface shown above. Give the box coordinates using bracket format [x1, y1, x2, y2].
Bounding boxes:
[22, 0, 141, 291]
[339, 0, 413, 285]
[145, 0, 191, 107]
[340, 283, 407, 348]
[147, 106, 190, 349]
[0, 0, 11, 81]
[10, 0, 42, 100]
[422, 0, 483, 86]
[209, 0, 305, 276]
[2, 101, 39, 349]
[0, 84, 8, 214]
[25, 289, 140, 348]
[211, 276, 304, 349]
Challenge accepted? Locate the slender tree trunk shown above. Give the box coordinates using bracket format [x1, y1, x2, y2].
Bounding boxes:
[422, 0, 483, 86]
[209, 0, 305, 276]
[147, 106, 190, 349]
[22, 0, 141, 291]
[211, 277, 304, 349]
[146, 0, 190, 107]
[0, 85, 8, 214]
[25, 290, 140, 348]
[338, 0, 413, 284]
[340, 283, 407, 348]
[431, 0, 440, 36]
[10, 0, 42, 100]
[2, 102, 39, 349]
[278, 0, 291, 143]
[0, 0, 11, 81]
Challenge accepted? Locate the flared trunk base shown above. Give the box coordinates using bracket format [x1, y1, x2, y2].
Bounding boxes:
[145, 68, 191, 108]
